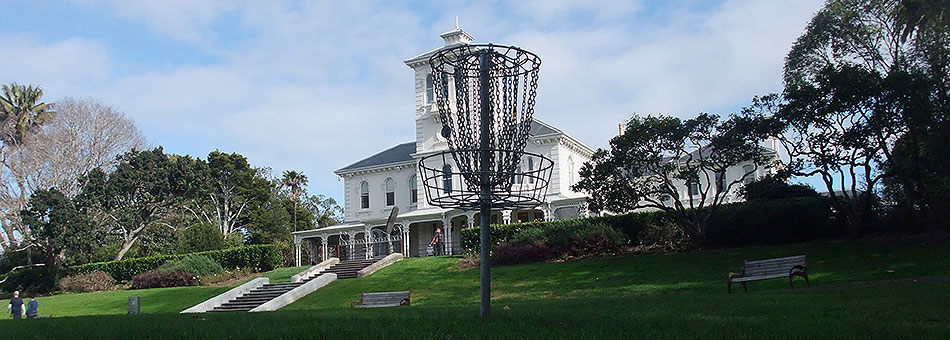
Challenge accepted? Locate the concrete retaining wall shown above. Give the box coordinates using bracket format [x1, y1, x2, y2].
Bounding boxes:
[250, 273, 337, 312]
[181, 277, 269, 313]
[291, 257, 339, 283]
[357, 253, 403, 278]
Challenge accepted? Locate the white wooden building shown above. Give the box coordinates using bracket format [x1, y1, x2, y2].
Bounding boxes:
[292, 28, 594, 265]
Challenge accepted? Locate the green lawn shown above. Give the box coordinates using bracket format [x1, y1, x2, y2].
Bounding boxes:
[3, 239, 950, 339]
[30, 265, 310, 317]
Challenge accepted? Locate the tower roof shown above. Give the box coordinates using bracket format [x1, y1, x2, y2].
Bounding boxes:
[404, 26, 475, 67]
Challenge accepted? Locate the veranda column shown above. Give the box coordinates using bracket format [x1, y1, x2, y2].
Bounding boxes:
[404, 224, 411, 256]
[502, 210, 512, 224]
[442, 216, 451, 255]
[321, 238, 328, 261]
[294, 241, 301, 267]
[365, 227, 373, 260]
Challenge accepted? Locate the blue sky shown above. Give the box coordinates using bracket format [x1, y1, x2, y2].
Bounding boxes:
[0, 0, 825, 202]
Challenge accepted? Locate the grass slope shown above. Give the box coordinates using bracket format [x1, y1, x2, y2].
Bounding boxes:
[2, 239, 949, 339]
[31, 266, 310, 317]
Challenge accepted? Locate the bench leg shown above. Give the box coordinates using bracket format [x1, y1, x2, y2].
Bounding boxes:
[728, 281, 732, 294]
[803, 273, 810, 287]
[741, 282, 747, 293]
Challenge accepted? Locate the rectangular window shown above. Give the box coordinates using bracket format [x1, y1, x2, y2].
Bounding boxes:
[518, 212, 530, 223]
[742, 165, 756, 185]
[688, 182, 699, 196]
[410, 189, 418, 204]
[386, 192, 395, 206]
[715, 171, 726, 192]
[361, 195, 369, 209]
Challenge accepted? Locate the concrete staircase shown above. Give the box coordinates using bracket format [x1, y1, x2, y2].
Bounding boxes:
[320, 259, 378, 279]
[210, 259, 378, 312]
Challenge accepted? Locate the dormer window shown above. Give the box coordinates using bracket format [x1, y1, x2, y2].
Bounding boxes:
[425, 74, 435, 103]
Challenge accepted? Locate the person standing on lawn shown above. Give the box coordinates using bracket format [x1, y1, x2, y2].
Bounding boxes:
[26, 296, 38, 318]
[429, 226, 443, 256]
[7, 290, 24, 319]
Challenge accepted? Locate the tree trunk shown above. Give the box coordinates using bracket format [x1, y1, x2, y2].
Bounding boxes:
[114, 238, 136, 261]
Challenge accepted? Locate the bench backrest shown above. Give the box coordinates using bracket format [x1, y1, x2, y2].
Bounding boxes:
[361, 291, 411, 305]
[744, 255, 806, 277]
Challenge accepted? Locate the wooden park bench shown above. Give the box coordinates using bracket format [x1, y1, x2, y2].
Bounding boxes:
[728, 255, 809, 293]
[350, 290, 411, 308]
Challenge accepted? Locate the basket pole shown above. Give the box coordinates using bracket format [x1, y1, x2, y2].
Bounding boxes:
[478, 49, 493, 317]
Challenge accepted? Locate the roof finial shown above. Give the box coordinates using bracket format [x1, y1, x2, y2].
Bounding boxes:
[455, 16, 459, 30]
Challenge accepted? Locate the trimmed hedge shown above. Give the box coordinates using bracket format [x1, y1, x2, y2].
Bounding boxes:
[131, 270, 197, 289]
[704, 197, 841, 247]
[158, 255, 224, 277]
[461, 197, 837, 252]
[67, 244, 283, 281]
[461, 211, 666, 253]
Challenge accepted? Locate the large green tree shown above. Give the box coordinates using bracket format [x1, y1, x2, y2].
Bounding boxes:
[572, 113, 775, 242]
[20, 188, 101, 266]
[78, 148, 186, 260]
[183, 151, 269, 239]
[768, 0, 950, 232]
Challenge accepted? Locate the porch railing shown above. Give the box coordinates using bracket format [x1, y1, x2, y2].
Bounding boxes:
[337, 234, 405, 261]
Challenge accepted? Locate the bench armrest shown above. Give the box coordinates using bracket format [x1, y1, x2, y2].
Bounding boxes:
[350, 299, 363, 307]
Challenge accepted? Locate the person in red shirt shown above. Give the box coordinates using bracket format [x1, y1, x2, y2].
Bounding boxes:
[429, 226, 443, 256]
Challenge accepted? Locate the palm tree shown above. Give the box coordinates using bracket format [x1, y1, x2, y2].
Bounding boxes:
[0, 82, 54, 145]
[281, 170, 309, 232]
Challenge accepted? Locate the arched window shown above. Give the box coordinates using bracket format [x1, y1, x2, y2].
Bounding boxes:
[360, 181, 370, 209]
[442, 164, 453, 194]
[385, 178, 395, 206]
[425, 74, 434, 103]
[409, 174, 418, 204]
[527, 157, 535, 183]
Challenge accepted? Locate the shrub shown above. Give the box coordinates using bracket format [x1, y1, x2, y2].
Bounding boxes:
[741, 175, 821, 200]
[158, 255, 223, 277]
[638, 220, 690, 252]
[511, 220, 626, 248]
[131, 270, 196, 289]
[0, 266, 63, 296]
[199, 267, 253, 286]
[179, 222, 225, 253]
[492, 242, 556, 266]
[68, 244, 284, 281]
[703, 197, 841, 247]
[461, 211, 665, 254]
[57, 271, 115, 293]
[488, 220, 626, 265]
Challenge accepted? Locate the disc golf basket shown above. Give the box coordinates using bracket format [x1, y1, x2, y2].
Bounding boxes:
[421, 43, 551, 317]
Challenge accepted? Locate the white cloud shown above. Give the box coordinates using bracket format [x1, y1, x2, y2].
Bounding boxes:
[0, 36, 111, 99]
[6, 0, 826, 201]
